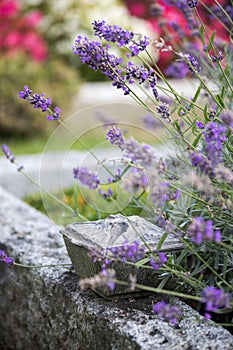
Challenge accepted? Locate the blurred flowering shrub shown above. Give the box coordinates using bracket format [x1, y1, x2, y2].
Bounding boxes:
[20, 0, 151, 56]
[0, 0, 47, 61]
[0, 0, 80, 137]
[19, 0, 153, 80]
[122, 0, 232, 72]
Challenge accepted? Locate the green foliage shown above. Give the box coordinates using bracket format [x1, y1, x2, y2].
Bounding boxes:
[25, 185, 144, 226]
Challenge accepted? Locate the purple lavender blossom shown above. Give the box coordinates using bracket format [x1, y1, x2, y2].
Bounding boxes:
[2, 145, 24, 171]
[107, 240, 146, 263]
[196, 121, 205, 129]
[190, 152, 214, 177]
[129, 35, 150, 56]
[124, 62, 158, 97]
[107, 169, 122, 183]
[72, 35, 124, 91]
[92, 20, 133, 46]
[72, 36, 122, 70]
[2, 144, 15, 163]
[187, 217, 221, 245]
[0, 250, 14, 266]
[212, 4, 233, 28]
[19, 86, 51, 111]
[19, 86, 61, 120]
[186, 54, 201, 75]
[153, 301, 182, 325]
[124, 138, 156, 166]
[143, 114, 161, 129]
[18, 85, 32, 99]
[201, 287, 231, 319]
[92, 20, 150, 56]
[98, 188, 113, 199]
[47, 107, 61, 121]
[88, 240, 145, 270]
[191, 121, 227, 176]
[73, 32, 154, 95]
[122, 168, 148, 193]
[220, 110, 233, 128]
[125, 62, 150, 84]
[156, 102, 171, 121]
[151, 181, 170, 206]
[165, 61, 189, 78]
[88, 246, 110, 265]
[73, 167, 100, 190]
[148, 73, 159, 100]
[203, 122, 227, 165]
[154, 215, 177, 233]
[208, 105, 217, 119]
[187, 0, 198, 8]
[209, 50, 224, 62]
[150, 252, 167, 270]
[164, 0, 197, 30]
[106, 127, 125, 150]
[29, 92, 52, 111]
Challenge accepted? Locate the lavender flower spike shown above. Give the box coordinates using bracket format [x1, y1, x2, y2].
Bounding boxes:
[47, 107, 61, 121]
[124, 138, 156, 166]
[19, 85, 32, 99]
[186, 54, 201, 75]
[153, 301, 182, 325]
[187, 217, 221, 245]
[19, 86, 61, 120]
[107, 240, 146, 263]
[92, 20, 150, 56]
[106, 127, 125, 150]
[73, 167, 100, 190]
[201, 286, 231, 319]
[92, 20, 134, 46]
[2, 144, 16, 163]
[157, 102, 171, 122]
[150, 252, 167, 270]
[0, 249, 14, 266]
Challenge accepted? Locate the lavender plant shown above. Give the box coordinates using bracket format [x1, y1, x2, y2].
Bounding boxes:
[1, 1, 233, 327]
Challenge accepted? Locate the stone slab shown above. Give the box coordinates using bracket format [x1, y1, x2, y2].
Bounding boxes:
[0, 187, 233, 349]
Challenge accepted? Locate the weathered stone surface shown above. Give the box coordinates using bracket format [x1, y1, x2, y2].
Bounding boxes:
[61, 214, 184, 250]
[0, 187, 233, 350]
[61, 215, 184, 297]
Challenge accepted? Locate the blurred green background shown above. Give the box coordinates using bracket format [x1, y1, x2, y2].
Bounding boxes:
[0, 0, 151, 154]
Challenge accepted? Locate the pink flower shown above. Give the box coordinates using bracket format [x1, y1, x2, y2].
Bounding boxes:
[23, 32, 47, 61]
[127, 2, 146, 16]
[0, 0, 19, 17]
[4, 31, 21, 47]
[24, 11, 43, 28]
